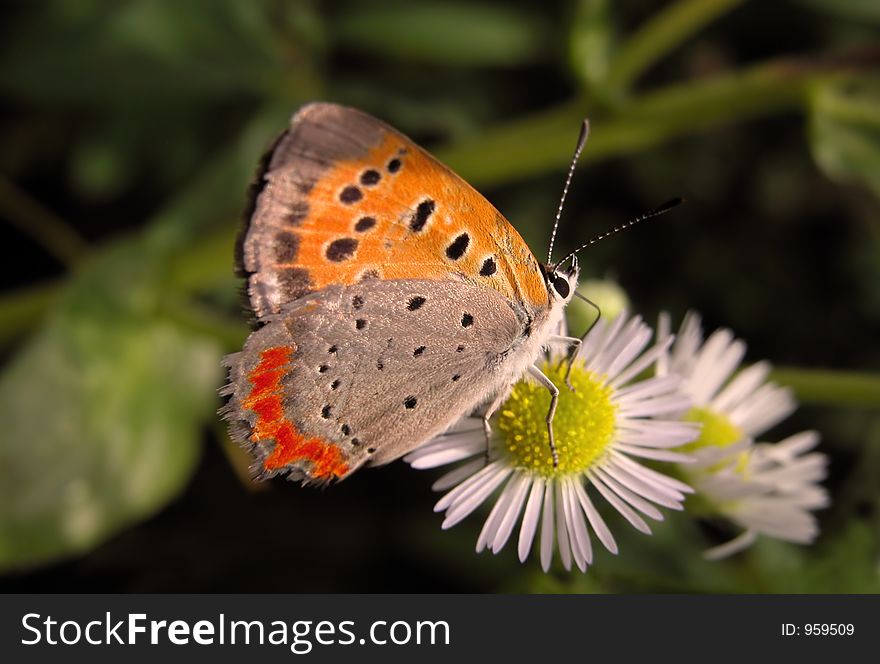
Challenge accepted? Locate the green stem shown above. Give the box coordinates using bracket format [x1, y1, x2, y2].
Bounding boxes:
[605, 0, 747, 94]
[770, 367, 880, 408]
[813, 80, 880, 129]
[437, 55, 856, 186]
[0, 176, 89, 267]
[0, 282, 59, 346]
[157, 296, 247, 352]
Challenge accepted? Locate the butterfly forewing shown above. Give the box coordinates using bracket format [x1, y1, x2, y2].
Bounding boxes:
[240, 103, 548, 319]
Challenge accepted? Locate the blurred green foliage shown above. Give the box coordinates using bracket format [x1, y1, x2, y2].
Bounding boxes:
[0, 0, 878, 592]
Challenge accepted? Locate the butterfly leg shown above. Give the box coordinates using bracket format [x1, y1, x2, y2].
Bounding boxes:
[527, 365, 560, 468]
[480, 390, 509, 466]
[548, 335, 581, 392]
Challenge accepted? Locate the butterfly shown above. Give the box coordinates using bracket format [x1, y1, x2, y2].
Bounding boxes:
[222, 102, 598, 485]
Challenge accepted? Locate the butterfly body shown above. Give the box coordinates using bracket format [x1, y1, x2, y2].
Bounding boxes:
[223, 103, 578, 483]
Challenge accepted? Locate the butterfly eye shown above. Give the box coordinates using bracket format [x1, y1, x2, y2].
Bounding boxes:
[551, 274, 570, 299]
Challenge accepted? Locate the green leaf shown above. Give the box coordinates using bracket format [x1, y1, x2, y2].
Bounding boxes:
[569, 0, 615, 95]
[334, 1, 548, 67]
[0, 0, 292, 105]
[809, 77, 880, 199]
[0, 238, 223, 571]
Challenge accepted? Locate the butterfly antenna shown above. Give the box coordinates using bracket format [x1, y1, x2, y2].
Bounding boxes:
[547, 118, 591, 265]
[555, 197, 686, 268]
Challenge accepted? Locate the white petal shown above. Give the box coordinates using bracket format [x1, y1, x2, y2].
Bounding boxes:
[540, 482, 555, 572]
[616, 420, 700, 449]
[594, 316, 643, 376]
[573, 479, 618, 554]
[589, 471, 651, 534]
[761, 430, 820, 461]
[703, 530, 758, 560]
[431, 459, 485, 492]
[518, 478, 545, 562]
[593, 467, 664, 520]
[670, 311, 703, 372]
[619, 393, 692, 418]
[555, 482, 573, 571]
[434, 460, 502, 512]
[476, 473, 521, 552]
[441, 466, 512, 529]
[710, 362, 770, 413]
[603, 327, 652, 383]
[687, 329, 741, 404]
[614, 375, 681, 404]
[563, 478, 592, 569]
[609, 335, 673, 389]
[729, 383, 795, 437]
[411, 441, 484, 469]
[615, 443, 693, 463]
[655, 313, 671, 376]
[601, 460, 685, 509]
[491, 472, 532, 553]
[577, 315, 610, 364]
[611, 451, 694, 493]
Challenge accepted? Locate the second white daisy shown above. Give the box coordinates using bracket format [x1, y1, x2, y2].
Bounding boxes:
[657, 311, 829, 559]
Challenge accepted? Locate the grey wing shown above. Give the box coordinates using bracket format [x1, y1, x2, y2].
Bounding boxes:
[223, 278, 526, 481]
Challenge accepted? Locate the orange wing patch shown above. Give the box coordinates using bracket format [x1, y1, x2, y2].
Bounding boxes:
[243, 104, 549, 317]
[243, 345, 349, 480]
[292, 135, 547, 306]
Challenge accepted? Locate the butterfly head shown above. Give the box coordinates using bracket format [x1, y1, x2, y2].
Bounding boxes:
[542, 255, 580, 306]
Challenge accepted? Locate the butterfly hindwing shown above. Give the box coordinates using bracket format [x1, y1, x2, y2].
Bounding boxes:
[239, 102, 549, 320]
[223, 279, 525, 481]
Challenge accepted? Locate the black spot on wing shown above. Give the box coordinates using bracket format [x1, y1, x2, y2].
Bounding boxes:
[273, 231, 300, 263]
[355, 216, 376, 232]
[339, 186, 362, 204]
[326, 238, 358, 262]
[276, 267, 312, 300]
[285, 202, 310, 226]
[409, 199, 435, 232]
[360, 169, 381, 186]
[446, 233, 470, 260]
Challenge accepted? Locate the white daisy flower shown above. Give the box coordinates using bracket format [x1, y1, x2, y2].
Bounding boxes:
[657, 311, 829, 558]
[406, 312, 699, 572]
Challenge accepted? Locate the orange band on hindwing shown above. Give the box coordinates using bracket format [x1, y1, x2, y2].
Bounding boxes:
[242, 346, 349, 479]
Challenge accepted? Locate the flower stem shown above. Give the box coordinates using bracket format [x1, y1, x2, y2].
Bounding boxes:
[436, 51, 870, 186]
[605, 0, 747, 95]
[0, 176, 89, 267]
[770, 367, 880, 408]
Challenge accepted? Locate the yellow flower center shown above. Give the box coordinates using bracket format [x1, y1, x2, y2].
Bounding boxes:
[679, 407, 750, 478]
[680, 407, 744, 453]
[496, 361, 617, 478]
